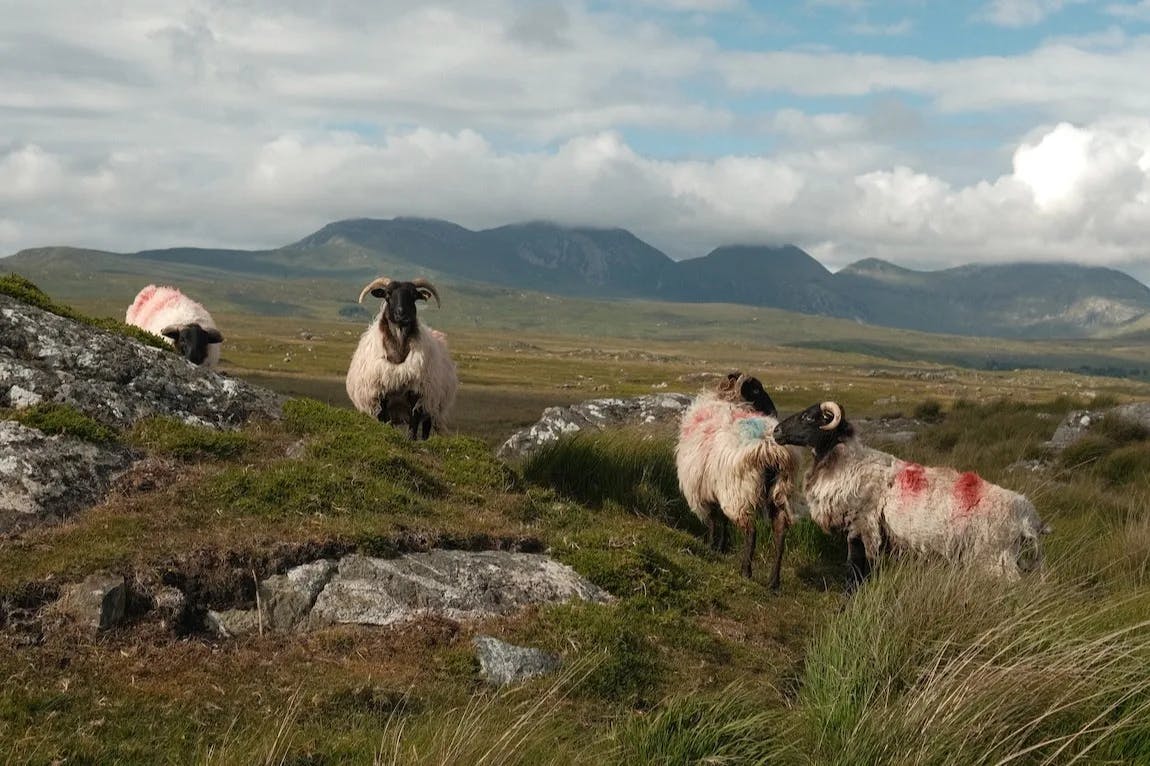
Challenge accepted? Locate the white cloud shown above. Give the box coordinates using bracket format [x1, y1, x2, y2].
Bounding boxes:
[849, 18, 913, 36]
[979, 0, 1071, 27]
[4, 1, 1150, 284]
[4, 120, 1150, 284]
[1106, 0, 1150, 20]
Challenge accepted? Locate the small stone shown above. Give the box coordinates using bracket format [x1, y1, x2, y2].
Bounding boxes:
[205, 608, 263, 638]
[7, 385, 42, 408]
[473, 636, 560, 686]
[151, 586, 187, 627]
[55, 573, 127, 631]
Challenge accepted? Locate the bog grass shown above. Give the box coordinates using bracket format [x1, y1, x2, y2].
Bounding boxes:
[1, 313, 1149, 766]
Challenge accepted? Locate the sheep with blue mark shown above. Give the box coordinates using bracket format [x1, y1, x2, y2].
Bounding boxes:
[675, 372, 796, 587]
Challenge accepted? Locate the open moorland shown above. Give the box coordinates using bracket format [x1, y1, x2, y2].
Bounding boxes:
[3, 271, 1150, 764]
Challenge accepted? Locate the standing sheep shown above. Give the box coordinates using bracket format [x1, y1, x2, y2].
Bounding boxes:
[125, 285, 223, 367]
[773, 401, 1050, 586]
[346, 276, 457, 440]
[675, 374, 796, 587]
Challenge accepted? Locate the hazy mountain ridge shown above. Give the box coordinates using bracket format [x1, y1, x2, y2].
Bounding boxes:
[6, 217, 1150, 339]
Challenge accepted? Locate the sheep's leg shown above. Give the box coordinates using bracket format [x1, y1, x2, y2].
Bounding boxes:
[705, 513, 718, 551]
[767, 510, 788, 591]
[705, 504, 727, 552]
[846, 535, 870, 591]
[716, 514, 730, 553]
[407, 406, 422, 440]
[740, 522, 756, 579]
[420, 416, 432, 440]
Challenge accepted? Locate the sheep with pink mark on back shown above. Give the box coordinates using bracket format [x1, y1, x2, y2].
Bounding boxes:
[773, 401, 1050, 588]
[675, 372, 796, 588]
[126, 285, 223, 367]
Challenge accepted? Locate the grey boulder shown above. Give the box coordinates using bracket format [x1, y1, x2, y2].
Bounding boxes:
[473, 636, 560, 686]
[53, 573, 127, 631]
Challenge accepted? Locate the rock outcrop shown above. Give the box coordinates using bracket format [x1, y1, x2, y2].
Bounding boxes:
[51, 573, 128, 632]
[204, 550, 612, 637]
[498, 393, 692, 459]
[0, 421, 135, 532]
[0, 292, 281, 429]
[1047, 402, 1150, 452]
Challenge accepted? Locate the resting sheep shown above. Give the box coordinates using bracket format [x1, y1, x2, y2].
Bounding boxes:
[675, 373, 796, 587]
[346, 277, 457, 439]
[773, 401, 1050, 586]
[125, 284, 223, 367]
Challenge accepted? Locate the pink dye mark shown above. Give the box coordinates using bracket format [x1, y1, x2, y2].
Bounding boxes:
[126, 285, 161, 324]
[682, 409, 711, 438]
[132, 286, 183, 330]
[953, 472, 984, 516]
[896, 463, 928, 500]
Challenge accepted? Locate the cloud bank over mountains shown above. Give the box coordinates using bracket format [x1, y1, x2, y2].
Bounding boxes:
[2, 1, 1149, 280]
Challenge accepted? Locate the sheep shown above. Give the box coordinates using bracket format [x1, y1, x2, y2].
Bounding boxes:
[345, 276, 458, 440]
[125, 284, 223, 367]
[675, 373, 796, 587]
[772, 401, 1050, 586]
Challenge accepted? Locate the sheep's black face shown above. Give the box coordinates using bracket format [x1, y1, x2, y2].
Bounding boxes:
[773, 402, 851, 453]
[162, 323, 223, 365]
[738, 375, 778, 418]
[372, 282, 426, 332]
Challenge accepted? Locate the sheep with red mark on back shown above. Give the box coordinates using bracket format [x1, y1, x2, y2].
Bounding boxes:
[773, 401, 1050, 588]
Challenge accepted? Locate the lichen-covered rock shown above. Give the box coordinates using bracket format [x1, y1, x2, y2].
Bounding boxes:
[0, 421, 135, 532]
[1047, 402, 1150, 452]
[205, 550, 612, 637]
[258, 559, 337, 632]
[53, 573, 127, 631]
[473, 636, 560, 686]
[498, 393, 692, 459]
[309, 551, 611, 627]
[0, 293, 281, 429]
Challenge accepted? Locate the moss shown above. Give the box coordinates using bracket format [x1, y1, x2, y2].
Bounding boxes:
[536, 602, 665, 706]
[1, 403, 119, 444]
[0, 273, 172, 352]
[130, 417, 251, 460]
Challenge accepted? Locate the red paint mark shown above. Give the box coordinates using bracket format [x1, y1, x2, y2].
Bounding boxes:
[129, 285, 184, 331]
[953, 472, 984, 515]
[896, 463, 928, 499]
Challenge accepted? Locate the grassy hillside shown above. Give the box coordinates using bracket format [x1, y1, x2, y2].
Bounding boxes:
[2, 393, 1150, 763]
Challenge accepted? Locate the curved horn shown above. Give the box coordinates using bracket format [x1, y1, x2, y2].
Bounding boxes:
[357, 277, 394, 304]
[410, 278, 441, 308]
[820, 401, 843, 431]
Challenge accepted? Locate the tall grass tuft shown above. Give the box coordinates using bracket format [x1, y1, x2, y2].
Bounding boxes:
[791, 562, 1150, 765]
[609, 685, 789, 765]
[521, 430, 696, 530]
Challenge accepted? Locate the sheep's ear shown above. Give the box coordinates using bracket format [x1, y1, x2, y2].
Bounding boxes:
[204, 328, 223, 343]
[416, 288, 434, 302]
[370, 287, 389, 299]
[159, 324, 182, 340]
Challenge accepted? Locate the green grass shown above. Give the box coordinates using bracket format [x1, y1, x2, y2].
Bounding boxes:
[520, 428, 696, 531]
[129, 417, 252, 459]
[0, 402, 119, 444]
[3, 376, 1150, 762]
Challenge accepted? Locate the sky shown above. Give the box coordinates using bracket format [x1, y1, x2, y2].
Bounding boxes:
[3, 0, 1150, 281]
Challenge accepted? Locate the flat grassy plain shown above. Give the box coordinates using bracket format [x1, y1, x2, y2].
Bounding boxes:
[3, 273, 1150, 763]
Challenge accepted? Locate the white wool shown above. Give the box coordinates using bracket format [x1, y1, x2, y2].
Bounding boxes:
[675, 392, 794, 532]
[124, 284, 221, 367]
[806, 438, 1048, 578]
[345, 316, 458, 432]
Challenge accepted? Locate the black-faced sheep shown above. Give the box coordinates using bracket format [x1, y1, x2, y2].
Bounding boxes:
[773, 401, 1050, 586]
[346, 277, 458, 439]
[675, 373, 796, 587]
[125, 285, 223, 366]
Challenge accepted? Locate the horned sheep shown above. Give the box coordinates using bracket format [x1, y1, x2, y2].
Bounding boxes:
[773, 401, 1050, 586]
[345, 277, 458, 439]
[125, 284, 223, 367]
[675, 373, 796, 587]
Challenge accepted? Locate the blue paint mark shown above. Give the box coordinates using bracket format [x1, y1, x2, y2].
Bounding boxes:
[737, 417, 769, 442]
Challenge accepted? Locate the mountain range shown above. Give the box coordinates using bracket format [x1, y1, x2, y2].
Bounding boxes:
[6, 217, 1150, 339]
